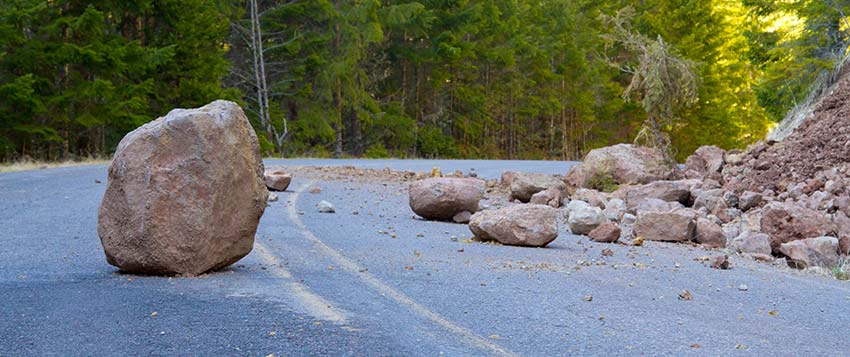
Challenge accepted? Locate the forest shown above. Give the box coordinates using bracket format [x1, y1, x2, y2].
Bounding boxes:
[0, 0, 847, 162]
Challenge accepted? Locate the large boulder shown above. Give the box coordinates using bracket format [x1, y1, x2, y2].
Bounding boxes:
[568, 203, 604, 235]
[510, 173, 566, 202]
[409, 178, 485, 221]
[264, 170, 292, 191]
[98, 100, 268, 276]
[633, 209, 697, 242]
[565, 144, 674, 189]
[469, 205, 559, 247]
[779, 237, 840, 269]
[761, 202, 835, 253]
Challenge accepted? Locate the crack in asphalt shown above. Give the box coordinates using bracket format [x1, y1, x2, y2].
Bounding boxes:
[280, 180, 516, 357]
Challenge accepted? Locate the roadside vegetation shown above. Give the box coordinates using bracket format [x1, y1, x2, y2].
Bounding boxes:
[1, 1, 847, 162]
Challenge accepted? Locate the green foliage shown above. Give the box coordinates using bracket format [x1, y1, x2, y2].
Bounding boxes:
[1, 0, 834, 162]
[364, 143, 390, 158]
[0, 0, 236, 161]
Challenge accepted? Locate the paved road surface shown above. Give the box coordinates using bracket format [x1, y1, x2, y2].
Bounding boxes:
[2, 159, 849, 356]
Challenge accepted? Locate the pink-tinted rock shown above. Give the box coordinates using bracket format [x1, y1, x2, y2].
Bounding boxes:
[469, 205, 558, 247]
[500, 171, 518, 188]
[685, 145, 725, 179]
[510, 173, 566, 202]
[409, 178, 485, 221]
[98, 100, 268, 276]
[779, 236, 839, 269]
[264, 170, 292, 191]
[565, 144, 675, 188]
[573, 188, 608, 208]
[530, 187, 562, 208]
[694, 218, 726, 248]
[761, 202, 835, 253]
[633, 208, 697, 242]
[623, 180, 693, 213]
[588, 222, 621, 243]
[729, 232, 772, 255]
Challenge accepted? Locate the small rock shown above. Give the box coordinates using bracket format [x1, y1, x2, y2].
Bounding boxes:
[94, 179, 102, 184]
[529, 187, 563, 208]
[588, 222, 621, 243]
[582, 295, 593, 302]
[633, 209, 697, 242]
[264, 170, 292, 191]
[318, 200, 335, 213]
[728, 232, 772, 256]
[452, 211, 472, 224]
[601, 248, 614, 257]
[738, 284, 748, 291]
[678, 289, 693, 301]
[309, 187, 322, 194]
[710, 255, 730, 270]
[268, 193, 279, 202]
[694, 218, 726, 248]
[568, 203, 604, 235]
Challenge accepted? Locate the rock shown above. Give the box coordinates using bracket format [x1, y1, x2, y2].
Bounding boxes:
[622, 180, 692, 213]
[685, 145, 725, 178]
[510, 173, 566, 203]
[97, 100, 268, 276]
[588, 222, 621, 243]
[409, 178, 485, 221]
[633, 209, 697, 242]
[431, 166, 442, 177]
[453, 211, 472, 224]
[722, 191, 739, 208]
[761, 202, 835, 253]
[621, 213, 637, 225]
[694, 218, 726, 248]
[468, 205, 559, 247]
[264, 170, 292, 191]
[738, 284, 748, 291]
[840, 237, 850, 255]
[318, 200, 335, 213]
[604, 198, 626, 222]
[500, 171, 518, 188]
[565, 144, 674, 188]
[634, 198, 684, 213]
[568, 204, 604, 235]
[739, 191, 763, 211]
[692, 189, 725, 211]
[779, 236, 840, 269]
[728, 232, 772, 256]
[573, 188, 608, 208]
[711, 255, 730, 269]
[529, 187, 562, 208]
[268, 193, 279, 202]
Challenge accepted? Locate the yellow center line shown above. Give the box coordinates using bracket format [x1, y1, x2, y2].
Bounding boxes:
[278, 180, 516, 357]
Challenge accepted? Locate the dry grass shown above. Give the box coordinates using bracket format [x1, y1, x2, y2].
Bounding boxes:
[0, 157, 110, 174]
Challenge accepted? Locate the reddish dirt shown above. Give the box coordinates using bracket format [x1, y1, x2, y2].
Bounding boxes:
[723, 67, 850, 193]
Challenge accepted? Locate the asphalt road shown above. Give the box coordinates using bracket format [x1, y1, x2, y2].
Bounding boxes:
[2, 159, 850, 356]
